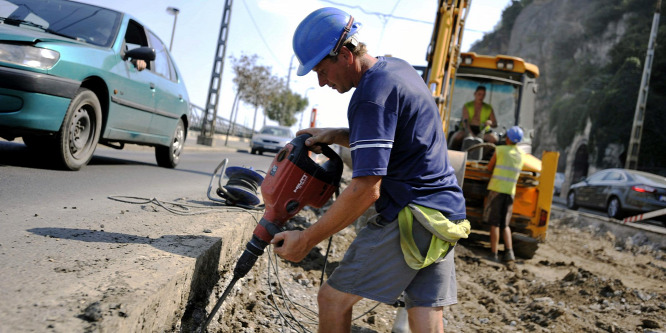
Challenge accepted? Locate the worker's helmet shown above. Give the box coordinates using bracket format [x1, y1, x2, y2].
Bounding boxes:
[507, 126, 524, 143]
[292, 7, 362, 76]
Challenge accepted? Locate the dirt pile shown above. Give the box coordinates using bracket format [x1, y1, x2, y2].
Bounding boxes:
[202, 209, 665, 332]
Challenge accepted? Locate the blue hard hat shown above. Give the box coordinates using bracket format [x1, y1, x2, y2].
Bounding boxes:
[293, 7, 362, 76]
[507, 126, 524, 143]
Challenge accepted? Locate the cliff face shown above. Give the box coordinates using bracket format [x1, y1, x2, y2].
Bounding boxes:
[471, 0, 666, 177]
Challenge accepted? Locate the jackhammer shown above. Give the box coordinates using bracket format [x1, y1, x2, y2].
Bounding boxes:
[201, 134, 343, 331]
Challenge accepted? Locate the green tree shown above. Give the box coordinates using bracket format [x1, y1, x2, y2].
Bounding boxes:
[229, 54, 280, 134]
[264, 85, 309, 126]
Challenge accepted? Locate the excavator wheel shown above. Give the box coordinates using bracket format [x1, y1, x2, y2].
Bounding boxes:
[511, 233, 539, 259]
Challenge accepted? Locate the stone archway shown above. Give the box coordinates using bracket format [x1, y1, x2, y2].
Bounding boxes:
[572, 144, 589, 183]
[560, 118, 592, 197]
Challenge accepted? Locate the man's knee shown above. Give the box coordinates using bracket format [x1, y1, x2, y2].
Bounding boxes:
[317, 283, 359, 313]
[317, 283, 336, 307]
[407, 306, 444, 332]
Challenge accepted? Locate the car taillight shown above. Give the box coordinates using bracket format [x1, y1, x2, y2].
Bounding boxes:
[631, 185, 656, 193]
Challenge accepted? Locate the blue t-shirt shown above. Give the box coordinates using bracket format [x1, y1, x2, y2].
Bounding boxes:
[348, 56, 466, 221]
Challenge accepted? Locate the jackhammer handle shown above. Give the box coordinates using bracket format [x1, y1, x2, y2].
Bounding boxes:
[298, 133, 338, 160]
[315, 143, 343, 185]
[316, 142, 341, 163]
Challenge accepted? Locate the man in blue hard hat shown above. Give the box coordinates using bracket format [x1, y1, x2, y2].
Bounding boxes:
[483, 126, 525, 263]
[271, 7, 468, 333]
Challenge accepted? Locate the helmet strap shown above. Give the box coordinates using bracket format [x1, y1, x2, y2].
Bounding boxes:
[329, 15, 354, 56]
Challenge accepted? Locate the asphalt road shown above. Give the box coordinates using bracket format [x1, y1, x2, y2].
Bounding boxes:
[0, 137, 274, 220]
[0, 136, 278, 332]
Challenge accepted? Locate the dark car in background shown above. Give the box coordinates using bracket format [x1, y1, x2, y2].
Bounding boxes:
[554, 172, 565, 195]
[250, 126, 294, 155]
[0, 0, 190, 170]
[566, 168, 666, 221]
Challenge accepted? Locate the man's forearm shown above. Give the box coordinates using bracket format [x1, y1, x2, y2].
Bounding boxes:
[329, 128, 351, 148]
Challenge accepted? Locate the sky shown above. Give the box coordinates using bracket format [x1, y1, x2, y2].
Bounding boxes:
[76, 0, 512, 133]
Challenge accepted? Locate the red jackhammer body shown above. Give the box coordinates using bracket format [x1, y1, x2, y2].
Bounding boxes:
[202, 134, 343, 330]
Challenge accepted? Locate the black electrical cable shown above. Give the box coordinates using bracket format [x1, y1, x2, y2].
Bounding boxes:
[270, 249, 317, 328]
[265, 251, 312, 332]
[320, 236, 333, 287]
[107, 195, 251, 215]
[225, 173, 261, 194]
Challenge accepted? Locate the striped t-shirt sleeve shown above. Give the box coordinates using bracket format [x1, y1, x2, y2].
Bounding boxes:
[348, 101, 397, 178]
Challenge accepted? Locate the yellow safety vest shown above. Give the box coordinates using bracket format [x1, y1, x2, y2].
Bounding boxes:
[488, 145, 525, 195]
[398, 204, 471, 270]
[464, 101, 493, 124]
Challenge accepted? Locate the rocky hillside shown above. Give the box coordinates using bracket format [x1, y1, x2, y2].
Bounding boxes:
[471, 0, 666, 177]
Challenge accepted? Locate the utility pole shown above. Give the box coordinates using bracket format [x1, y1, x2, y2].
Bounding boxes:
[198, 0, 233, 146]
[287, 54, 295, 90]
[626, 0, 661, 169]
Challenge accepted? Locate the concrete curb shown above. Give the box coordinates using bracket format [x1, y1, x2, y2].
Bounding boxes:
[183, 131, 252, 153]
[0, 203, 261, 332]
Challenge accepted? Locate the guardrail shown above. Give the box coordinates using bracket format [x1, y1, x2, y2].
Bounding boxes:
[188, 103, 254, 138]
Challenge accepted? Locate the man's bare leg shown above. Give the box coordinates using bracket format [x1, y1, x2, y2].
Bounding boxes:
[490, 225, 500, 254]
[317, 282, 362, 333]
[408, 306, 444, 333]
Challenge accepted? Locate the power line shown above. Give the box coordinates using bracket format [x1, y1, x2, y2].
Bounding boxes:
[319, 1, 488, 35]
[319, 0, 433, 24]
[240, 0, 286, 70]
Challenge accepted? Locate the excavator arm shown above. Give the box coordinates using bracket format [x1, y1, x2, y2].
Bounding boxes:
[425, 0, 472, 135]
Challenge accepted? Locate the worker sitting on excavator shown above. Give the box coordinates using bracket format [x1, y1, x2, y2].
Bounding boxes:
[448, 85, 498, 150]
[271, 7, 470, 333]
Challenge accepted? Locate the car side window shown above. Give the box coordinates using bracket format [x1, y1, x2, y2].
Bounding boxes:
[603, 171, 624, 181]
[124, 20, 150, 70]
[147, 30, 173, 81]
[587, 172, 607, 182]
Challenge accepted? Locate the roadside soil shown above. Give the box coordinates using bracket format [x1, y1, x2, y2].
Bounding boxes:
[203, 182, 666, 333]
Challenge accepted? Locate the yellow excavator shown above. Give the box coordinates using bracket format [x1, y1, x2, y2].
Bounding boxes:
[425, 0, 558, 258]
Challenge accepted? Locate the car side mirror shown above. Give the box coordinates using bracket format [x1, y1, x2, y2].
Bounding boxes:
[123, 47, 156, 61]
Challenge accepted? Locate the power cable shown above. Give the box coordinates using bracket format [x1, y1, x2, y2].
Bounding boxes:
[240, 0, 286, 70]
[318, 0, 432, 24]
[107, 195, 252, 216]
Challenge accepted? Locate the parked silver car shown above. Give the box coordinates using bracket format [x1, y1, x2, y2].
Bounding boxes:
[566, 168, 666, 221]
[250, 126, 294, 155]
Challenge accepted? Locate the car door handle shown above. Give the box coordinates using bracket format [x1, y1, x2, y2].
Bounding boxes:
[150, 83, 156, 90]
[178, 94, 184, 101]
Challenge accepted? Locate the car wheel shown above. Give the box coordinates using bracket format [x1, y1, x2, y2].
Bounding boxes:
[607, 196, 623, 219]
[55, 88, 102, 171]
[566, 191, 578, 210]
[250, 148, 256, 155]
[156, 119, 185, 168]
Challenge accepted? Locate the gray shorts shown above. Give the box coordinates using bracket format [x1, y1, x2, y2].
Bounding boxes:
[326, 215, 457, 309]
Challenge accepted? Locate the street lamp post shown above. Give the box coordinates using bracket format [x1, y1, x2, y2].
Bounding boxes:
[166, 7, 180, 52]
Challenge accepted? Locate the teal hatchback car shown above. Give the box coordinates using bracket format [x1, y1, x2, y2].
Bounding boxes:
[0, 0, 190, 170]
